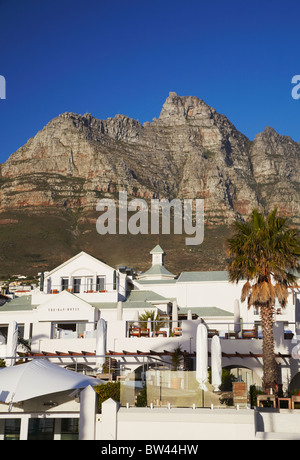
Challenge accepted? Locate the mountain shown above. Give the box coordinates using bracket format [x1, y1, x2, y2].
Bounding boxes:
[0, 92, 299, 276]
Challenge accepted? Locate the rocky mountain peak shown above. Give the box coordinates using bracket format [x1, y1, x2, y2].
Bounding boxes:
[0, 93, 298, 228]
[158, 91, 216, 126]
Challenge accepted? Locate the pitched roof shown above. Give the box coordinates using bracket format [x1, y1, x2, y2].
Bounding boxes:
[179, 306, 233, 317]
[150, 245, 165, 254]
[136, 279, 177, 285]
[177, 271, 229, 283]
[91, 301, 156, 310]
[140, 264, 175, 278]
[0, 295, 36, 312]
[46, 251, 114, 277]
[126, 290, 168, 302]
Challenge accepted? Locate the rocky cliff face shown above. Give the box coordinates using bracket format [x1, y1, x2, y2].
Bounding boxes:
[1, 92, 299, 226]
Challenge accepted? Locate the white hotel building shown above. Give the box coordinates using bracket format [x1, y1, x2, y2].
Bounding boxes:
[0, 246, 299, 393]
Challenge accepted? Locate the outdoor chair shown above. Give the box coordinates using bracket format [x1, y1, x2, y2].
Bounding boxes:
[140, 328, 150, 337]
[284, 330, 294, 340]
[242, 328, 258, 339]
[154, 330, 167, 337]
[257, 394, 276, 408]
[172, 327, 182, 336]
[208, 329, 219, 338]
[277, 397, 292, 409]
[225, 331, 238, 339]
[129, 326, 141, 337]
[292, 396, 300, 409]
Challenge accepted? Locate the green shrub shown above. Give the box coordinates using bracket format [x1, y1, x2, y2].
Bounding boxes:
[249, 385, 265, 408]
[136, 383, 147, 407]
[94, 381, 120, 412]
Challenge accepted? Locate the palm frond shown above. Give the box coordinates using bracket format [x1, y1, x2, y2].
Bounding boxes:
[241, 281, 251, 303]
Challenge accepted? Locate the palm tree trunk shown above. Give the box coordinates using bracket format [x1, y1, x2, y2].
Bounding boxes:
[260, 303, 277, 391]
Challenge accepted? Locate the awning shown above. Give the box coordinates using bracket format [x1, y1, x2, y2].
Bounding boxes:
[0, 359, 103, 404]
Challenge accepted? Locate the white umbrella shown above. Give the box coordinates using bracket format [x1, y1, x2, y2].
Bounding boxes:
[196, 323, 208, 391]
[234, 299, 241, 334]
[6, 321, 18, 367]
[211, 335, 222, 392]
[0, 359, 103, 405]
[96, 318, 107, 372]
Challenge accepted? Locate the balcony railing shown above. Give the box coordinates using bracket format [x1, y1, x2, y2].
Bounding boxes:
[125, 320, 298, 340]
[127, 320, 183, 338]
[43, 283, 117, 295]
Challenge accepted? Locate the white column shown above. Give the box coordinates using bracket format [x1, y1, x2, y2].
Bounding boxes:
[0, 419, 5, 440]
[54, 418, 62, 440]
[20, 415, 30, 440]
[117, 301, 123, 321]
[79, 385, 97, 440]
[101, 398, 118, 440]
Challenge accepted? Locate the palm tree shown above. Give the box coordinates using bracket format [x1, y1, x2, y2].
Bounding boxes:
[138, 310, 164, 332]
[227, 208, 300, 392]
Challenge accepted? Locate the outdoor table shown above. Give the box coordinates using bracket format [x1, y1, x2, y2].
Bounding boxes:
[257, 395, 276, 408]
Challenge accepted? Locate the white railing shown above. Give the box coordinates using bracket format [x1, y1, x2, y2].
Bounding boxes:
[126, 320, 183, 338]
[43, 283, 116, 294]
[125, 320, 298, 340]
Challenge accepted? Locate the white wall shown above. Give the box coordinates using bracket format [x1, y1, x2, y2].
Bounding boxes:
[41, 252, 126, 300]
[98, 404, 256, 440]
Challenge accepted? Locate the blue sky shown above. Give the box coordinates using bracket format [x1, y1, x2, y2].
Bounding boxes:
[0, 0, 300, 163]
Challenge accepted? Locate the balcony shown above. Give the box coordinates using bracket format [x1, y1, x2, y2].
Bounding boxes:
[125, 320, 297, 341]
[45, 282, 115, 295]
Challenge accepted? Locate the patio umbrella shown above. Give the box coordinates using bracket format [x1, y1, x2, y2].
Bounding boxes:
[0, 359, 103, 405]
[234, 299, 241, 334]
[211, 335, 222, 392]
[6, 321, 18, 367]
[196, 323, 208, 391]
[95, 318, 107, 372]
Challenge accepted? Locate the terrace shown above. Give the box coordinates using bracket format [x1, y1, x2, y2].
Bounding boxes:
[125, 319, 297, 341]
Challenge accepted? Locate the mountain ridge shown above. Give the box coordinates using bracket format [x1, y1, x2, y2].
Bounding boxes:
[0, 92, 298, 275]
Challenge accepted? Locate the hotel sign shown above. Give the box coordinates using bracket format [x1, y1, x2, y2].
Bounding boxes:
[47, 307, 80, 313]
[39, 298, 93, 321]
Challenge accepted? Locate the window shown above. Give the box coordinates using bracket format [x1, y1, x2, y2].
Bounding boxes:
[73, 278, 81, 294]
[61, 278, 69, 291]
[4, 419, 21, 440]
[18, 324, 24, 340]
[28, 418, 55, 441]
[0, 325, 8, 345]
[61, 418, 79, 440]
[53, 322, 87, 339]
[96, 276, 106, 292]
[86, 277, 93, 291]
